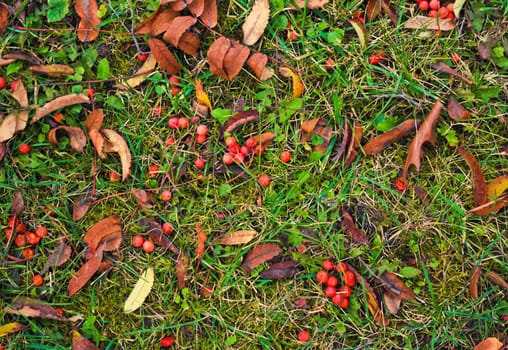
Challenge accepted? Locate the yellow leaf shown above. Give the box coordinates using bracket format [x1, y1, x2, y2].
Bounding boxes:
[348, 19, 368, 48]
[278, 66, 305, 98]
[116, 54, 157, 90]
[487, 175, 508, 199]
[195, 80, 212, 111]
[0, 322, 26, 337]
[124, 267, 155, 313]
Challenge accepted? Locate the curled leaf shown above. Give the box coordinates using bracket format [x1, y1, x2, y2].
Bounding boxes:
[431, 61, 472, 85]
[3, 51, 42, 65]
[131, 189, 154, 210]
[469, 265, 481, 300]
[28, 64, 74, 77]
[457, 146, 487, 207]
[279, 66, 305, 98]
[447, 96, 470, 120]
[344, 120, 363, 166]
[340, 210, 368, 244]
[32, 94, 91, 124]
[242, 0, 270, 46]
[124, 268, 154, 313]
[348, 19, 368, 48]
[366, 0, 381, 22]
[48, 126, 87, 152]
[486, 271, 508, 291]
[75, 0, 101, 42]
[220, 110, 259, 136]
[101, 129, 131, 182]
[244, 133, 276, 148]
[242, 243, 282, 273]
[380, 271, 416, 300]
[218, 230, 257, 245]
[364, 119, 421, 155]
[332, 116, 351, 162]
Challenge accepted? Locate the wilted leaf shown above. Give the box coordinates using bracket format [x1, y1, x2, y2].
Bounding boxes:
[242, 243, 282, 273]
[457, 146, 487, 207]
[486, 271, 508, 291]
[48, 126, 87, 152]
[404, 15, 456, 31]
[0, 2, 8, 33]
[124, 267, 155, 313]
[196, 80, 212, 111]
[247, 53, 271, 80]
[447, 96, 470, 120]
[162, 16, 197, 48]
[73, 193, 93, 221]
[176, 254, 189, 289]
[135, 5, 178, 35]
[131, 189, 154, 210]
[340, 210, 368, 244]
[402, 100, 443, 179]
[223, 40, 250, 80]
[364, 119, 421, 155]
[0, 322, 26, 337]
[200, 0, 217, 28]
[28, 64, 74, 77]
[259, 260, 300, 279]
[72, 330, 100, 350]
[75, 0, 101, 42]
[242, 0, 270, 46]
[148, 37, 181, 75]
[366, 0, 381, 21]
[68, 245, 104, 296]
[431, 61, 473, 85]
[189, 0, 205, 16]
[380, 271, 416, 300]
[101, 129, 131, 182]
[138, 219, 180, 255]
[41, 241, 72, 274]
[469, 265, 481, 300]
[383, 292, 402, 315]
[344, 120, 363, 167]
[196, 223, 206, 259]
[5, 298, 67, 321]
[348, 19, 368, 48]
[293, 0, 329, 9]
[83, 215, 122, 253]
[473, 337, 503, 350]
[218, 230, 257, 245]
[32, 94, 91, 124]
[380, 0, 398, 25]
[220, 110, 259, 136]
[10, 191, 24, 217]
[279, 66, 305, 98]
[208, 37, 230, 79]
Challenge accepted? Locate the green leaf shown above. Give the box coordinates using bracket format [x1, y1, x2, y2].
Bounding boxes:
[474, 86, 500, 102]
[326, 28, 344, 46]
[47, 0, 69, 23]
[97, 58, 110, 80]
[6, 61, 23, 75]
[106, 95, 124, 110]
[82, 315, 105, 344]
[211, 108, 233, 125]
[81, 47, 99, 71]
[287, 228, 303, 247]
[373, 114, 400, 132]
[279, 98, 302, 123]
[225, 336, 237, 346]
[399, 266, 421, 279]
[218, 184, 232, 197]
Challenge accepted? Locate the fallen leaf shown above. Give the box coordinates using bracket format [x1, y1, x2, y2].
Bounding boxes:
[12, 79, 28, 108]
[0, 143, 5, 161]
[101, 129, 131, 182]
[344, 120, 363, 167]
[453, 0, 466, 18]
[469, 194, 508, 216]
[332, 116, 351, 161]
[301, 118, 320, 135]
[380, 271, 416, 300]
[162, 16, 197, 48]
[68, 245, 104, 296]
[75, 0, 101, 42]
[220, 110, 259, 136]
[218, 230, 257, 245]
[48, 126, 87, 152]
[0, 2, 8, 34]
[41, 241, 72, 274]
[340, 210, 368, 244]
[116, 55, 157, 89]
[168, 0, 187, 11]
[3, 51, 42, 65]
[469, 265, 481, 300]
[178, 31, 201, 57]
[0, 57, 15, 66]
[242, 242, 282, 273]
[72, 329, 100, 350]
[5, 297, 67, 321]
[404, 15, 456, 31]
[10, 191, 24, 217]
[242, 0, 270, 46]
[131, 189, 154, 210]
[366, 0, 381, 22]
[348, 19, 368, 48]
[28, 64, 75, 77]
[72, 193, 93, 221]
[245, 132, 276, 148]
[380, 0, 398, 25]
[383, 292, 402, 314]
[402, 100, 443, 179]
[246, 53, 272, 80]
[124, 267, 155, 313]
[223, 40, 250, 80]
[138, 219, 180, 255]
[200, 0, 217, 28]
[474, 337, 503, 350]
[135, 5, 178, 35]
[447, 96, 470, 120]
[196, 223, 206, 259]
[0, 322, 26, 337]
[207, 37, 230, 79]
[279, 66, 305, 98]
[195, 80, 212, 111]
[148, 37, 181, 75]
[364, 119, 422, 155]
[176, 254, 189, 289]
[457, 146, 487, 207]
[85, 109, 105, 158]
[293, 0, 329, 9]
[189, 0, 205, 17]
[487, 175, 508, 199]
[31, 94, 91, 124]
[259, 260, 300, 279]
[0, 114, 18, 142]
[431, 61, 473, 85]
[83, 215, 122, 253]
[486, 271, 508, 291]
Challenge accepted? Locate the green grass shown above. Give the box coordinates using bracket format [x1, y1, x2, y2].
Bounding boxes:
[1, 0, 507, 349]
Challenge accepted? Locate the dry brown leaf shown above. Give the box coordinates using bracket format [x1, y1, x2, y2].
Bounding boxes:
[242, 243, 282, 273]
[169, 0, 188, 11]
[380, 0, 398, 25]
[448, 96, 470, 120]
[32, 94, 91, 124]
[344, 120, 363, 167]
[131, 189, 154, 209]
[83, 215, 122, 253]
[72, 330, 100, 350]
[200, 0, 217, 28]
[364, 119, 421, 155]
[259, 260, 300, 279]
[383, 292, 402, 315]
[12, 79, 28, 108]
[207, 37, 230, 79]
[293, 0, 329, 9]
[469, 265, 481, 300]
[0, 322, 27, 337]
[431, 61, 473, 85]
[486, 271, 508, 291]
[220, 110, 259, 136]
[218, 230, 257, 245]
[0, 57, 15, 66]
[405, 15, 456, 31]
[28, 64, 74, 77]
[41, 241, 72, 274]
[135, 5, 178, 35]
[10, 191, 24, 217]
[116, 54, 157, 89]
[195, 80, 212, 111]
[223, 40, 250, 80]
[340, 210, 368, 244]
[189, 0, 205, 16]
[73, 194, 93, 221]
[48, 126, 87, 152]
[0, 2, 7, 34]
[0, 114, 18, 143]
[380, 271, 416, 300]
[245, 133, 276, 148]
[3, 51, 41, 65]
[85, 109, 105, 158]
[196, 223, 206, 259]
[332, 116, 351, 162]
[5, 297, 67, 321]
[0, 143, 5, 161]
[148, 37, 181, 76]
[178, 31, 201, 57]
[101, 129, 131, 182]
[474, 337, 503, 350]
[176, 254, 189, 289]
[469, 194, 508, 216]
[279, 66, 304, 98]
[402, 100, 443, 179]
[162, 16, 197, 48]
[138, 219, 180, 254]
[246, 53, 271, 80]
[75, 0, 101, 42]
[366, 0, 381, 21]
[68, 245, 104, 296]
[348, 19, 368, 48]
[457, 146, 487, 207]
[242, 0, 270, 46]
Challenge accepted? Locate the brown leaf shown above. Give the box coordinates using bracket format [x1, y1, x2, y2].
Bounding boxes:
[247, 53, 271, 80]
[259, 260, 301, 279]
[448, 96, 470, 120]
[223, 40, 250, 80]
[340, 210, 368, 244]
[162, 16, 197, 48]
[176, 254, 189, 289]
[68, 245, 104, 296]
[486, 271, 508, 291]
[469, 194, 508, 216]
[402, 100, 443, 179]
[457, 146, 487, 207]
[75, 0, 101, 42]
[218, 230, 257, 245]
[431, 61, 473, 85]
[31, 94, 91, 124]
[101, 129, 131, 182]
[0, 57, 15, 65]
[10, 191, 24, 217]
[116, 54, 157, 89]
[220, 110, 259, 136]
[178, 31, 201, 57]
[73, 193, 93, 221]
[383, 292, 402, 315]
[279, 66, 305, 98]
[189, 0, 205, 17]
[42, 241, 72, 274]
[12, 79, 28, 108]
[196, 223, 206, 259]
[84, 108, 103, 131]
[380, 0, 398, 25]
[380, 271, 416, 300]
[293, 0, 329, 9]
[0, 114, 18, 142]
[242, 0, 270, 46]
[131, 189, 154, 210]
[48, 126, 87, 152]
[3, 51, 42, 65]
[0, 2, 7, 34]
[5, 297, 67, 321]
[138, 219, 180, 255]
[332, 116, 351, 162]
[0, 142, 5, 161]
[148, 37, 181, 76]
[404, 15, 456, 31]
[85, 109, 105, 158]
[83, 215, 122, 253]
[72, 330, 100, 350]
[344, 120, 363, 167]
[469, 265, 481, 300]
[364, 119, 421, 155]
[200, 0, 217, 28]
[28, 64, 74, 78]
[366, 0, 381, 21]
[207, 37, 230, 79]
[135, 5, 178, 35]
[169, 0, 187, 11]
[242, 242, 282, 273]
[474, 337, 503, 350]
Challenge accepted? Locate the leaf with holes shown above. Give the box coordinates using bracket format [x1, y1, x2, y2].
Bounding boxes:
[75, 0, 101, 42]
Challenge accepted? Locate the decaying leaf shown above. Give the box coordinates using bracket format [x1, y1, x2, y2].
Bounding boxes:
[28, 64, 74, 77]
[68, 245, 104, 296]
[486, 271, 508, 291]
[116, 54, 157, 89]
[245, 133, 276, 148]
[131, 189, 154, 210]
[148, 37, 181, 75]
[223, 40, 250, 80]
[5, 297, 67, 321]
[279, 66, 305, 98]
[448, 96, 470, 120]
[176, 254, 189, 289]
[0, 322, 26, 337]
[32, 94, 91, 124]
[195, 80, 212, 111]
[75, 0, 101, 42]
[380, 0, 398, 25]
[200, 0, 218, 28]
[85, 109, 105, 158]
[469, 194, 508, 216]
[0, 2, 8, 34]
[10, 191, 24, 217]
[138, 219, 180, 255]
[72, 329, 100, 350]
[473, 337, 503, 350]
[469, 265, 481, 300]
[101, 129, 131, 182]
[300, 117, 333, 154]
[218, 230, 257, 245]
[83, 215, 122, 253]
[72, 193, 93, 221]
[12, 79, 28, 108]
[344, 120, 363, 166]
[402, 100, 443, 179]
[0, 57, 15, 66]
[383, 292, 402, 315]
[246, 53, 272, 80]
[135, 5, 178, 35]
[220, 110, 259, 136]
[48, 126, 87, 152]
[332, 116, 351, 162]
[364, 119, 422, 155]
[242, 0, 270, 46]
[242, 243, 282, 273]
[348, 19, 368, 49]
[380, 271, 416, 300]
[124, 267, 155, 313]
[457, 147, 487, 207]
[340, 210, 368, 244]
[259, 260, 300, 279]
[3, 51, 42, 65]
[196, 223, 206, 259]
[162, 16, 197, 48]
[293, 0, 329, 9]
[404, 15, 456, 31]
[431, 61, 473, 85]
[41, 241, 72, 274]
[487, 175, 508, 199]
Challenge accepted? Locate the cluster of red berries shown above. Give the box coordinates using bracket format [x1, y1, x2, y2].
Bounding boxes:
[0, 78, 21, 91]
[5, 216, 49, 262]
[315, 260, 356, 309]
[132, 222, 174, 253]
[168, 116, 190, 129]
[222, 136, 266, 165]
[415, 0, 456, 19]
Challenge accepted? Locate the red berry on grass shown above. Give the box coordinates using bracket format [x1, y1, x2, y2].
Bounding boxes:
[297, 330, 310, 343]
[338, 285, 352, 297]
[168, 117, 179, 129]
[109, 171, 120, 182]
[55, 308, 63, 316]
[253, 145, 266, 155]
[21, 247, 35, 260]
[153, 106, 162, 115]
[339, 297, 350, 309]
[451, 52, 461, 64]
[326, 275, 339, 287]
[233, 153, 245, 164]
[369, 55, 381, 65]
[325, 58, 335, 70]
[169, 76, 180, 86]
[142, 239, 155, 253]
[223, 153, 234, 165]
[344, 271, 356, 287]
[148, 165, 159, 177]
[160, 336, 175, 347]
[87, 88, 94, 98]
[225, 136, 237, 147]
[160, 190, 172, 202]
[26, 231, 41, 245]
[335, 262, 348, 273]
[288, 30, 298, 41]
[35, 226, 48, 238]
[16, 223, 26, 233]
[196, 134, 207, 144]
[394, 177, 409, 191]
[438, 6, 449, 18]
[315, 270, 329, 284]
[324, 286, 336, 297]
[258, 174, 271, 187]
[170, 86, 181, 97]
[418, 1, 429, 10]
[429, 0, 439, 10]
[322, 260, 334, 271]
[8, 216, 20, 229]
[428, 9, 437, 17]
[0, 77, 5, 89]
[194, 158, 206, 169]
[14, 234, 26, 247]
[332, 293, 343, 306]
[228, 144, 241, 154]
[5, 228, 13, 240]
[132, 235, 145, 248]
[196, 124, 208, 136]
[161, 222, 174, 234]
[240, 145, 250, 156]
[202, 285, 214, 297]
[178, 117, 189, 129]
[165, 137, 176, 146]
[32, 274, 44, 287]
[138, 53, 149, 62]
[19, 143, 30, 154]
[280, 151, 291, 163]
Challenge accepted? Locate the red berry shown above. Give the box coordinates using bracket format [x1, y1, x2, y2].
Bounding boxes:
[325, 58, 335, 70]
[53, 113, 64, 123]
[280, 151, 291, 163]
[335, 262, 348, 273]
[288, 30, 298, 41]
[429, 0, 439, 10]
[132, 235, 145, 248]
[165, 137, 176, 146]
[0, 77, 5, 89]
[326, 275, 339, 287]
[160, 190, 172, 202]
[19, 143, 30, 154]
[418, 1, 429, 10]
[394, 177, 409, 191]
[142, 240, 155, 253]
[55, 308, 63, 316]
[5, 228, 13, 240]
[8, 216, 20, 229]
[148, 164, 159, 177]
[196, 124, 208, 136]
[258, 174, 271, 187]
[177, 117, 189, 129]
[296, 244, 307, 253]
[331, 293, 343, 306]
[322, 260, 334, 271]
[194, 158, 206, 169]
[87, 88, 94, 99]
[109, 171, 120, 182]
[240, 145, 250, 156]
[369, 55, 381, 65]
[161, 222, 174, 234]
[338, 285, 352, 297]
[170, 86, 181, 97]
[446, 11, 455, 19]
[315, 270, 329, 284]
[202, 285, 214, 297]
[446, 2, 455, 11]
[32, 274, 44, 287]
[344, 271, 356, 287]
[35, 226, 48, 238]
[14, 234, 26, 247]
[168, 117, 179, 129]
[297, 330, 310, 343]
[10, 80, 19, 91]
[191, 116, 200, 124]
[138, 53, 149, 62]
[228, 144, 241, 154]
[21, 247, 35, 260]
[225, 136, 238, 147]
[339, 296, 350, 309]
[169, 76, 180, 86]
[324, 286, 336, 297]
[153, 106, 162, 115]
[160, 336, 175, 347]
[233, 153, 245, 164]
[196, 134, 206, 144]
[428, 9, 437, 17]
[26, 231, 41, 245]
[438, 6, 449, 18]
[223, 153, 234, 165]
[253, 145, 266, 155]
[16, 223, 26, 233]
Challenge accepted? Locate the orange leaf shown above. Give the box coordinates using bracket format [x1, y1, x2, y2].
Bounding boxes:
[85, 109, 105, 158]
[242, 243, 282, 273]
[217, 230, 257, 245]
[380, 271, 416, 300]
[207, 37, 230, 79]
[200, 0, 217, 28]
[431, 61, 472, 84]
[0, 2, 8, 34]
[196, 223, 206, 259]
[68, 245, 104, 296]
[469, 194, 508, 216]
[189, 0, 205, 17]
[162, 16, 197, 48]
[31, 94, 91, 124]
[364, 119, 421, 155]
[169, 0, 187, 11]
[487, 175, 508, 199]
[404, 15, 456, 31]
[148, 37, 181, 75]
[195, 80, 212, 111]
[244, 133, 276, 148]
[340, 210, 368, 244]
[28, 64, 74, 78]
[73, 330, 100, 350]
[402, 100, 443, 179]
[223, 40, 250, 80]
[448, 96, 470, 120]
[279, 66, 305, 98]
[247, 53, 272, 80]
[101, 129, 132, 182]
[135, 5, 178, 35]
[469, 265, 481, 300]
[178, 31, 201, 57]
[344, 120, 363, 166]
[48, 126, 87, 152]
[83, 215, 122, 253]
[220, 110, 259, 136]
[457, 146, 487, 207]
[473, 337, 503, 350]
[74, 0, 101, 42]
[486, 271, 508, 291]
[176, 254, 189, 289]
